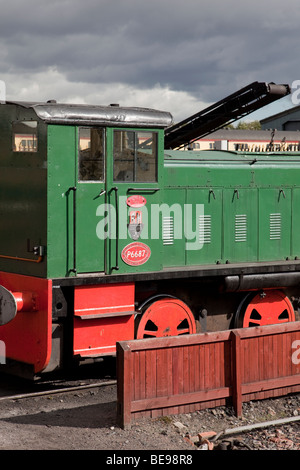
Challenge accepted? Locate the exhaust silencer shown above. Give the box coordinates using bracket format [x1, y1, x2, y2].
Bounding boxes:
[224, 272, 300, 292]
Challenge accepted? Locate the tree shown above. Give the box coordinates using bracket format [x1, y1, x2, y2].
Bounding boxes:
[225, 120, 261, 130]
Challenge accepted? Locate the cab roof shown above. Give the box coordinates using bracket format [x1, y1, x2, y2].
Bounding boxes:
[5, 101, 173, 128]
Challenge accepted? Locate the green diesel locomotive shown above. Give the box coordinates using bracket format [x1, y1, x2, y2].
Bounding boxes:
[0, 82, 297, 378]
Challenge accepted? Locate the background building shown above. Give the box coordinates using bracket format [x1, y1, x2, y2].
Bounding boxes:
[261, 106, 300, 131]
[185, 128, 300, 152]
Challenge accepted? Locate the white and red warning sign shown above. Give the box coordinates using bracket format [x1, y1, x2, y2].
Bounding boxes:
[121, 242, 151, 266]
[126, 195, 147, 208]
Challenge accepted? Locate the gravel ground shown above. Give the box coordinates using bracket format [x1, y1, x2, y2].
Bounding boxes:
[0, 366, 300, 452]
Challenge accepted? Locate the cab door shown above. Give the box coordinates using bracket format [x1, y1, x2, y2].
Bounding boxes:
[75, 127, 106, 273]
[105, 128, 163, 274]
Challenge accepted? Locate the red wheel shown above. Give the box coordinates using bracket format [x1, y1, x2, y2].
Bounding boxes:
[235, 290, 295, 328]
[136, 298, 196, 339]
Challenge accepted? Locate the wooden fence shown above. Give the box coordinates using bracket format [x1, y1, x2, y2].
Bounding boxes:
[116, 322, 300, 428]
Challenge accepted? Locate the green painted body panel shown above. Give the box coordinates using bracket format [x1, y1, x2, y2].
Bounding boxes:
[185, 188, 222, 265]
[0, 104, 47, 277]
[47, 125, 76, 278]
[258, 188, 291, 261]
[76, 176, 106, 274]
[292, 188, 300, 258]
[161, 189, 186, 267]
[223, 189, 258, 263]
[162, 150, 300, 266]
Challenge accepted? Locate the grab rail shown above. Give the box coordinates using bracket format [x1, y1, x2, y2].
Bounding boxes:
[68, 186, 77, 274]
[111, 187, 119, 271]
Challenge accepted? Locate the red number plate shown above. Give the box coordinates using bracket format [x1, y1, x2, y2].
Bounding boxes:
[121, 242, 151, 266]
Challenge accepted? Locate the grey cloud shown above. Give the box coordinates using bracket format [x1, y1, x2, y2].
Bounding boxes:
[0, 0, 299, 105]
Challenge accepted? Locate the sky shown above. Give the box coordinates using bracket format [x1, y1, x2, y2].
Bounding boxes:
[0, 0, 299, 124]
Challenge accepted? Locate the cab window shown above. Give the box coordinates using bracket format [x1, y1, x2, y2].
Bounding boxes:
[13, 121, 38, 152]
[113, 130, 158, 182]
[78, 127, 105, 181]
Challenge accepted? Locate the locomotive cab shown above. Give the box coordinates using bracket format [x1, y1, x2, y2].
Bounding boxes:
[0, 101, 173, 377]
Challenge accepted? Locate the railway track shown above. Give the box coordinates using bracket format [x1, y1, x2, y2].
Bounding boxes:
[0, 358, 118, 401]
[0, 368, 299, 450]
[0, 379, 117, 402]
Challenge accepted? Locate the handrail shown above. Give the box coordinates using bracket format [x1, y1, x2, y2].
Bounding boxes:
[68, 186, 77, 274]
[127, 187, 160, 192]
[111, 187, 119, 271]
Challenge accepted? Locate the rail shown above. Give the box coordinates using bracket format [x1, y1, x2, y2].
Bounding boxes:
[0, 380, 117, 402]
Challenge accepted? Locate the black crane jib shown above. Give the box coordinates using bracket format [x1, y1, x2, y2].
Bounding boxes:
[164, 82, 291, 150]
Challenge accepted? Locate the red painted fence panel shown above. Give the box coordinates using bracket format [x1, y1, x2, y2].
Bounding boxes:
[117, 322, 300, 428]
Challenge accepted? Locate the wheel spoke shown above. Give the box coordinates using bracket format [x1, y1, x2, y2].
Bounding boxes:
[177, 328, 190, 335]
[143, 329, 159, 337]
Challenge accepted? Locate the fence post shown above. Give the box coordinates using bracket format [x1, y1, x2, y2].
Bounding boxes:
[231, 330, 242, 417]
[116, 342, 132, 429]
